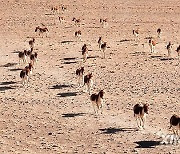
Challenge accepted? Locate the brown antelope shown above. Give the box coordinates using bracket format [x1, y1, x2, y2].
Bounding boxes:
[35, 26, 48, 37]
[166, 41, 172, 57]
[101, 42, 107, 58]
[84, 73, 93, 94]
[72, 17, 80, 26]
[149, 38, 156, 53]
[133, 28, 139, 37]
[100, 18, 108, 28]
[30, 52, 38, 65]
[82, 44, 88, 62]
[157, 28, 161, 38]
[29, 38, 35, 49]
[75, 30, 81, 39]
[176, 45, 180, 58]
[18, 50, 27, 64]
[76, 67, 84, 86]
[133, 104, 149, 130]
[169, 114, 180, 136]
[59, 16, 65, 23]
[90, 90, 105, 114]
[20, 63, 33, 85]
[98, 36, 103, 49]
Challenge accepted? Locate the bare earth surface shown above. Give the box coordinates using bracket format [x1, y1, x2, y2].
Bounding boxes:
[0, 0, 180, 153]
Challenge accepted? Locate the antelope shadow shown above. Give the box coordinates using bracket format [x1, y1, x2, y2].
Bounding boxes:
[0, 81, 16, 85]
[57, 92, 78, 97]
[99, 127, 138, 134]
[62, 113, 86, 118]
[135, 140, 160, 148]
[50, 84, 72, 89]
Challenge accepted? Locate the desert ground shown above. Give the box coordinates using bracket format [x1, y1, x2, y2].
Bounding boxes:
[0, 0, 180, 153]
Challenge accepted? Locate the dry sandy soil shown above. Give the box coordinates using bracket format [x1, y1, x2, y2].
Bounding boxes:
[0, 0, 180, 153]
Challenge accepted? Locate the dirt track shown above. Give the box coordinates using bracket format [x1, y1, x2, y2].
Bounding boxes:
[0, 0, 180, 153]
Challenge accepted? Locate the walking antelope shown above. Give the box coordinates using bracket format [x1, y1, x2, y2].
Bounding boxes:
[100, 18, 108, 28]
[149, 38, 156, 53]
[101, 42, 107, 58]
[82, 44, 88, 62]
[35, 26, 48, 37]
[18, 50, 27, 64]
[76, 67, 84, 86]
[59, 16, 65, 23]
[133, 104, 149, 130]
[167, 42, 172, 57]
[157, 28, 161, 38]
[72, 17, 80, 26]
[29, 38, 35, 49]
[20, 63, 33, 85]
[90, 90, 105, 114]
[98, 36, 103, 49]
[75, 30, 81, 39]
[176, 45, 180, 57]
[84, 73, 93, 94]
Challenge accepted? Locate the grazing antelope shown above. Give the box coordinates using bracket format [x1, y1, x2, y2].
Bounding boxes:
[76, 67, 84, 86]
[29, 38, 35, 49]
[59, 16, 65, 23]
[166, 41, 172, 57]
[82, 44, 88, 62]
[84, 73, 93, 94]
[75, 30, 81, 39]
[72, 17, 80, 26]
[101, 42, 107, 58]
[169, 115, 180, 136]
[18, 50, 27, 64]
[30, 52, 38, 65]
[98, 36, 103, 49]
[100, 18, 108, 28]
[157, 28, 161, 38]
[176, 45, 180, 57]
[149, 38, 156, 53]
[133, 104, 149, 130]
[90, 90, 105, 114]
[35, 26, 48, 37]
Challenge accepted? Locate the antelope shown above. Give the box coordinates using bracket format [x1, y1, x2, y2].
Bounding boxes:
[20, 63, 33, 85]
[157, 28, 161, 38]
[169, 115, 180, 136]
[72, 17, 80, 26]
[100, 18, 108, 28]
[30, 52, 38, 65]
[18, 50, 27, 64]
[35, 26, 48, 37]
[176, 45, 180, 57]
[149, 38, 156, 53]
[26, 48, 33, 57]
[59, 16, 65, 23]
[133, 28, 139, 37]
[166, 41, 172, 57]
[98, 36, 103, 49]
[133, 103, 149, 130]
[75, 30, 81, 39]
[82, 44, 88, 62]
[25, 63, 33, 75]
[29, 38, 35, 49]
[101, 42, 107, 58]
[76, 67, 84, 86]
[61, 5, 67, 11]
[84, 73, 93, 94]
[51, 6, 59, 14]
[90, 90, 105, 114]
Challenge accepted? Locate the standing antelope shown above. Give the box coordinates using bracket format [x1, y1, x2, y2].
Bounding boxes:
[76, 67, 84, 86]
[35, 26, 48, 37]
[30, 52, 38, 65]
[167, 42, 172, 57]
[133, 104, 149, 130]
[100, 18, 108, 28]
[59, 16, 65, 23]
[157, 28, 161, 38]
[90, 90, 105, 114]
[29, 38, 35, 49]
[176, 45, 180, 58]
[18, 50, 27, 64]
[149, 38, 156, 53]
[75, 30, 81, 39]
[84, 73, 93, 94]
[98, 36, 103, 49]
[72, 17, 80, 26]
[82, 44, 88, 62]
[101, 42, 107, 58]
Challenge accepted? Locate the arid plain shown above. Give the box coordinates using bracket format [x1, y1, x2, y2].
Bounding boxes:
[0, 0, 180, 153]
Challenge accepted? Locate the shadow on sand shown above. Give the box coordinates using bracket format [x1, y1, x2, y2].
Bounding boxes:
[135, 140, 160, 148]
[99, 127, 138, 134]
[57, 92, 78, 97]
[62, 113, 86, 118]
